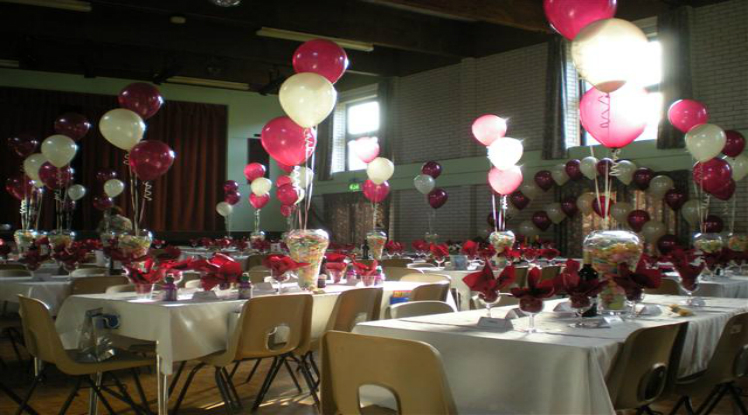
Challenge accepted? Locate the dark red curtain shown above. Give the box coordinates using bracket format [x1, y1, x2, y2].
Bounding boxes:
[0, 86, 227, 232]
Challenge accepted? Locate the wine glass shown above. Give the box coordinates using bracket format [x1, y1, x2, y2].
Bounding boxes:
[327, 268, 344, 284]
[272, 271, 291, 294]
[625, 290, 645, 319]
[435, 255, 446, 269]
[522, 250, 537, 267]
[479, 291, 502, 317]
[678, 277, 702, 307]
[568, 295, 593, 328]
[518, 297, 544, 334]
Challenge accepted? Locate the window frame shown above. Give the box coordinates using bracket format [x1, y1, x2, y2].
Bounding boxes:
[344, 97, 379, 172]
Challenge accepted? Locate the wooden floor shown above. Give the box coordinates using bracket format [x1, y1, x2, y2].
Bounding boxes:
[2, 332, 748, 414]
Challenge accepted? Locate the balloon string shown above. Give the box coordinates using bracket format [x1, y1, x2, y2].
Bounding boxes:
[491, 194, 499, 233]
[730, 196, 737, 234]
[55, 189, 63, 232]
[598, 92, 611, 145]
[372, 202, 377, 231]
[20, 199, 28, 230]
[501, 195, 508, 232]
[34, 190, 43, 229]
[304, 134, 316, 231]
[255, 209, 261, 233]
[589, 146, 603, 231]
[139, 181, 152, 230]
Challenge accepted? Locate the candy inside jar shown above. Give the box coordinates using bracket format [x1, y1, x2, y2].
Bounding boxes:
[693, 233, 724, 254]
[286, 229, 330, 290]
[727, 233, 748, 252]
[583, 230, 643, 313]
[489, 231, 515, 254]
[366, 230, 387, 261]
[118, 230, 154, 259]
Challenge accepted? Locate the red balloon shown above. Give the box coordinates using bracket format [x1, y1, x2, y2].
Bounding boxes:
[261, 117, 316, 167]
[7, 134, 39, 158]
[592, 196, 614, 218]
[421, 161, 442, 179]
[277, 161, 295, 174]
[632, 168, 654, 190]
[596, 158, 614, 176]
[280, 204, 294, 217]
[664, 189, 687, 211]
[276, 176, 293, 188]
[224, 190, 241, 205]
[543, 0, 617, 40]
[722, 130, 746, 158]
[54, 113, 91, 141]
[531, 211, 552, 231]
[223, 180, 239, 193]
[363, 179, 390, 203]
[427, 188, 448, 209]
[710, 179, 736, 201]
[249, 193, 270, 210]
[509, 191, 530, 210]
[560, 196, 579, 217]
[96, 168, 118, 183]
[5, 174, 35, 200]
[93, 195, 114, 211]
[580, 86, 648, 149]
[668, 99, 708, 133]
[292, 39, 349, 84]
[693, 158, 732, 193]
[627, 210, 650, 232]
[704, 215, 724, 233]
[565, 159, 583, 181]
[243, 163, 266, 182]
[534, 170, 553, 191]
[38, 163, 73, 189]
[129, 140, 175, 181]
[118, 82, 164, 120]
[276, 184, 301, 205]
[657, 235, 680, 255]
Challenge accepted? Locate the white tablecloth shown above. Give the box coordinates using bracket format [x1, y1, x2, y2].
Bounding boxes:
[665, 273, 748, 298]
[353, 295, 748, 415]
[0, 276, 73, 315]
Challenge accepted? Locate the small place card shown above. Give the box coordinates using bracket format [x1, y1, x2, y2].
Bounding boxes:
[638, 305, 662, 316]
[599, 315, 624, 327]
[192, 290, 218, 301]
[505, 308, 526, 319]
[477, 317, 514, 332]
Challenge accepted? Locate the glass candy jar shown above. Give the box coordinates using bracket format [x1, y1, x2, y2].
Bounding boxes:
[489, 230, 516, 255]
[693, 233, 724, 254]
[583, 230, 643, 313]
[366, 230, 387, 261]
[14, 229, 38, 255]
[49, 230, 75, 250]
[286, 229, 330, 290]
[118, 230, 153, 259]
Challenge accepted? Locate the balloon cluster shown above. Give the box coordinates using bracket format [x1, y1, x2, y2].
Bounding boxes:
[92, 169, 120, 211]
[414, 161, 445, 208]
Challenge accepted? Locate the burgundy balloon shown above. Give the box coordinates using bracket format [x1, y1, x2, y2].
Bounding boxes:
[276, 184, 301, 205]
[657, 235, 679, 255]
[509, 191, 530, 210]
[249, 193, 270, 210]
[596, 158, 614, 177]
[38, 163, 73, 190]
[534, 170, 554, 191]
[243, 163, 266, 182]
[223, 180, 239, 193]
[592, 196, 614, 218]
[560, 196, 579, 217]
[627, 210, 651, 232]
[704, 215, 724, 233]
[280, 204, 294, 217]
[565, 159, 583, 181]
[54, 113, 91, 141]
[93, 195, 114, 211]
[693, 158, 732, 193]
[292, 39, 349, 84]
[723, 130, 746, 158]
[96, 168, 118, 183]
[261, 116, 316, 167]
[7, 134, 39, 158]
[363, 179, 391, 203]
[5, 174, 35, 200]
[118, 83, 164, 120]
[224, 190, 241, 205]
[421, 161, 442, 179]
[531, 211, 552, 231]
[632, 168, 654, 190]
[664, 189, 687, 211]
[711, 179, 736, 201]
[128, 140, 175, 181]
[427, 188, 448, 209]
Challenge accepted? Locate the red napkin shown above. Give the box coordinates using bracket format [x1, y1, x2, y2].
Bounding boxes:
[461, 240, 478, 257]
[0, 243, 10, 258]
[192, 253, 244, 290]
[124, 258, 166, 285]
[556, 261, 603, 307]
[615, 259, 663, 300]
[233, 238, 249, 251]
[52, 242, 90, 269]
[151, 245, 182, 262]
[263, 254, 309, 278]
[478, 244, 496, 259]
[552, 259, 581, 295]
[352, 260, 379, 277]
[325, 252, 348, 263]
[540, 248, 560, 260]
[326, 262, 347, 271]
[429, 243, 449, 259]
[34, 236, 49, 247]
[510, 267, 555, 313]
[670, 249, 704, 292]
[385, 241, 398, 254]
[412, 240, 428, 252]
[462, 263, 516, 302]
[500, 246, 520, 261]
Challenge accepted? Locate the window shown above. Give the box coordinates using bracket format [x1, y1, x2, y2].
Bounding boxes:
[346, 100, 380, 171]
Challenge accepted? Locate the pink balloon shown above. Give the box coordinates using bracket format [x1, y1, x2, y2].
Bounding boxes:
[118, 83, 164, 120]
[710, 179, 736, 201]
[280, 204, 294, 217]
[54, 113, 91, 141]
[261, 117, 316, 167]
[596, 158, 614, 176]
[243, 163, 266, 182]
[223, 180, 239, 193]
[427, 188, 448, 209]
[7, 133, 39, 158]
[292, 39, 349, 84]
[471, 114, 507, 146]
[668, 99, 709, 133]
[276, 184, 301, 205]
[352, 137, 380, 163]
[224, 190, 241, 205]
[249, 193, 270, 209]
[592, 196, 614, 218]
[363, 179, 390, 203]
[276, 175, 293, 188]
[580, 86, 648, 149]
[129, 140, 175, 181]
[543, 0, 617, 40]
[93, 195, 114, 211]
[487, 166, 523, 196]
[39, 163, 74, 190]
[5, 174, 34, 200]
[627, 210, 650, 232]
[510, 191, 530, 210]
[277, 161, 295, 174]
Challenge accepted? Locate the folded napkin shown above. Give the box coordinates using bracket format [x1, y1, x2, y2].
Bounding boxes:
[637, 304, 662, 316]
[552, 301, 576, 317]
[505, 308, 526, 319]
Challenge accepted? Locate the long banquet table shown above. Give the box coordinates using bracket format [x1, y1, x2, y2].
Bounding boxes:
[0, 276, 75, 315]
[354, 295, 748, 415]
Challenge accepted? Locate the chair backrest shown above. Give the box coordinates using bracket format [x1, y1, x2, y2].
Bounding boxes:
[247, 255, 267, 270]
[539, 266, 561, 282]
[185, 279, 203, 289]
[248, 270, 271, 284]
[644, 278, 680, 296]
[105, 284, 136, 294]
[381, 258, 413, 267]
[70, 267, 108, 277]
[388, 301, 454, 319]
[408, 262, 438, 269]
[513, 267, 529, 288]
[0, 268, 31, 277]
[410, 282, 450, 302]
[70, 276, 129, 295]
[0, 264, 27, 270]
[78, 264, 104, 269]
[400, 273, 450, 283]
[17, 296, 80, 373]
[327, 288, 383, 332]
[607, 322, 688, 410]
[249, 265, 269, 272]
[179, 271, 201, 287]
[698, 312, 748, 386]
[383, 267, 422, 281]
[321, 331, 457, 415]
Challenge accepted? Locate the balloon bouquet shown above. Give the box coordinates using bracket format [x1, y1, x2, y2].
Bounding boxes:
[260, 39, 346, 289]
[244, 162, 271, 244]
[413, 161, 445, 244]
[7, 134, 46, 253]
[216, 178, 243, 237]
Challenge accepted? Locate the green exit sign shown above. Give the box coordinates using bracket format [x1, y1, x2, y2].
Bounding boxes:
[349, 183, 361, 191]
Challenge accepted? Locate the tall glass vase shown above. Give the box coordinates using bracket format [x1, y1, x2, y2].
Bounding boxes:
[583, 230, 643, 314]
[366, 230, 387, 261]
[286, 229, 330, 290]
[489, 230, 515, 268]
[49, 229, 75, 250]
[118, 230, 153, 260]
[14, 229, 39, 255]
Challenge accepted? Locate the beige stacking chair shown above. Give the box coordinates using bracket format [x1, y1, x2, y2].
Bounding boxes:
[400, 273, 450, 283]
[539, 265, 561, 282]
[248, 270, 271, 284]
[645, 278, 680, 296]
[179, 271, 201, 287]
[0, 269, 31, 277]
[105, 284, 136, 294]
[246, 254, 267, 270]
[0, 264, 27, 270]
[16, 296, 153, 415]
[70, 267, 108, 277]
[185, 279, 203, 289]
[70, 276, 128, 295]
[383, 267, 422, 281]
[513, 267, 529, 288]
[381, 258, 413, 267]
[410, 282, 450, 302]
[387, 300, 454, 319]
[321, 331, 457, 415]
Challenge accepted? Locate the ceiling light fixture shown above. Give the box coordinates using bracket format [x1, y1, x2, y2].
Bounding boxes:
[166, 76, 250, 91]
[0, 0, 91, 12]
[256, 27, 374, 52]
[209, 0, 241, 7]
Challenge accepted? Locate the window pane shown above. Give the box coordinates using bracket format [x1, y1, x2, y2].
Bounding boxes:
[630, 41, 661, 88]
[347, 101, 379, 135]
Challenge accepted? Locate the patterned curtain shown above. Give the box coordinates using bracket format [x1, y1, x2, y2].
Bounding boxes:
[323, 192, 389, 245]
[657, 6, 693, 149]
[542, 37, 570, 159]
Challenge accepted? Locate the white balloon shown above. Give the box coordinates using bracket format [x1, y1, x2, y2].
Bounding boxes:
[216, 202, 233, 217]
[546, 203, 566, 224]
[413, 174, 435, 194]
[648, 175, 674, 199]
[487, 137, 523, 170]
[610, 201, 633, 223]
[681, 200, 702, 226]
[577, 192, 596, 215]
[518, 220, 541, 238]
[279, 73, 337, 128]
[726, 154, 748, 181]
[100, 109, 146, 151]
[615, 160, 637, 185]
[23, 153, 47, 181]
[104, 179, 125, 198]
[580, 156, 599, 180]
[32, 180, 44, 189]
[571, 18, 649, 93]
[294, 167, 315, 188]
[641, 220, 667, 243]
[41, 135, 77, 167]
[295, 188, 306, 205]
[520, 181, 541, 199]
[67, 184, 86, 201]
[366, 157, 394, 185]
[250, 177, 272, 196]
[550, 164, 569, 186]
[685, 124, 726, 162]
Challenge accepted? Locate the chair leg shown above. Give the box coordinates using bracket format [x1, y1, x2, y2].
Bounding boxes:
[1, 380, 38, 415]
[83, 375, 117, 415]
[308, 352, 320, 382]
[168, 361, 187, 397]
[14, 372, 42, 415]
[244, 359, 262, 385]
[297, 355, 321, 408]
[683, 397, 697, 415]
[695, 384, 724, 415]
[214, 368, 235, 415]
[251, 357, 283, 411]
[282, 357, 302, 393]
[701, 384, 729, 415]
[669, 396, 687, 415]
[108, 371, 146, 415]
[221, 368, 243, 409]
[172, 362, 205, 414]
[228, 361, 241, 379]
[57, 376, 83, 415]
[130, 368, 151, 415]
[6, 328, 25, 365]
[728, 383, 748, 415]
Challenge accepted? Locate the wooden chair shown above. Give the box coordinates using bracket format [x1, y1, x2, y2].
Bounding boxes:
[387, 301, 454, 319]
[410, 282, 450, 302]
[0, 269, 31, 277]
[70, 276, 128, 295]
[644, 278, 680, 296]
[320, 331, 457, 414]
[70, 267, 108, 277]
[381, 258, 413, 267]
[382, 267, 422, 281]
